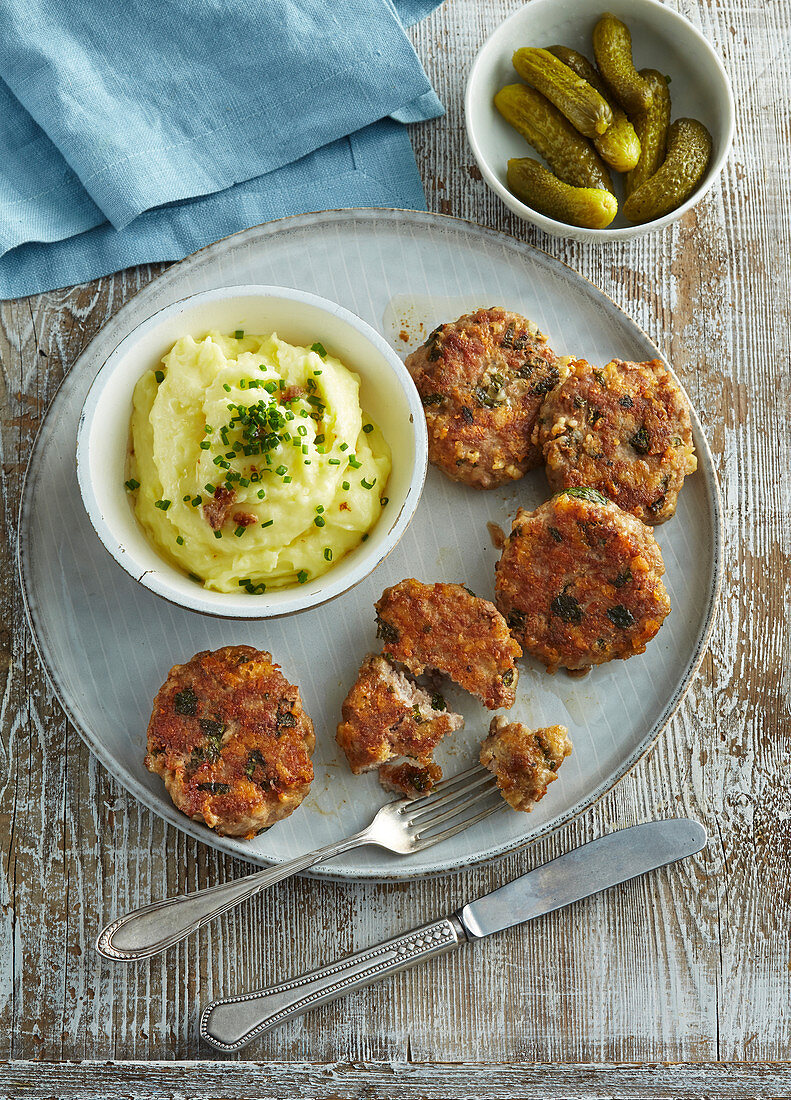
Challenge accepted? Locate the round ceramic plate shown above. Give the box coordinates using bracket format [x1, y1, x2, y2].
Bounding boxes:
[17, 209, 721, 879]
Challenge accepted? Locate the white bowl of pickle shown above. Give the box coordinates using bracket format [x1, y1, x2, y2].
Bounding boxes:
[465, 0, 735, 241]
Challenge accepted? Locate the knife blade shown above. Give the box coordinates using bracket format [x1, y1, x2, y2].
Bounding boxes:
[200, 818, 706, 1051]
[459, 816, 706, 938]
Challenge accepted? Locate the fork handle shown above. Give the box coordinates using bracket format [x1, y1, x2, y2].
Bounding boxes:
[200, 916, 467, 1051]
[95, 828, 372, 961]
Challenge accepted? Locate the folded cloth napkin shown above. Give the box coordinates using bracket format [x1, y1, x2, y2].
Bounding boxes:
[0, 0, 443, 299]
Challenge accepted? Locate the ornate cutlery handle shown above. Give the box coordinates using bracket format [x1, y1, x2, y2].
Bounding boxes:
[96, 830, 372, 961]
[200, 916, 466, 1051]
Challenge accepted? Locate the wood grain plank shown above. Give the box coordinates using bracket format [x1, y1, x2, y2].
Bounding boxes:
[3, 1060, 791, 1099]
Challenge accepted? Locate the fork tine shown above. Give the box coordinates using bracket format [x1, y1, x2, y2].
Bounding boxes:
[405, 771, 497, 825]
[410, 783, 501, 831]
[402, 763, 484, 809]
[411, 801, 504, 850]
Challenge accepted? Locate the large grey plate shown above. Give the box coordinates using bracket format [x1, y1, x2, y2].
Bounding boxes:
[17, 210, 722, 879]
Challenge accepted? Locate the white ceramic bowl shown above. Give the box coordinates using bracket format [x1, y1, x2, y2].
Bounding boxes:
[465, 0, 735, 242]
[76, 285, 428, 619]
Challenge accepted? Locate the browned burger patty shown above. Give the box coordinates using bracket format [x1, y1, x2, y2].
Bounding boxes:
[480, 717, 572, 812]
[494, 489, 671, 672]
[375, 578, 522, 709]
[145, 645, 315, 838]
[378, 760, 442, 798]
[336, 654, 463, 774]
[405, 307, 562, 489]
[534, 357, 697, 524]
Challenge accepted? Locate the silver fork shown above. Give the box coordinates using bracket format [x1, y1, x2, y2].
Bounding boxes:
[95, 765, 503, 961]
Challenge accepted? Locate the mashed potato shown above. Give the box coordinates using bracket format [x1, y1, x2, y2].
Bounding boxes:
[126, 331, 391, 593]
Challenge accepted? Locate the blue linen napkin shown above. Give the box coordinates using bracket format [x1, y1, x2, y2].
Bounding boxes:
[0, 0, 443, 299]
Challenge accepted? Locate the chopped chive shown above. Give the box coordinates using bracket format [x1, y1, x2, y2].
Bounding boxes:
[283, 475, 292, 483]
[238, 578, 251, 586]
[297, 425, 307, 436]
[264, 381, 277, 394]
[234, 329, 244, 339]
[348, 456, 362, 469]
[154, 499, 171, 510]
[314, 516, 325, 527]
[361, 533, 369, 542]
[213, 530, 223, 539]
[191, 496, 202, 506]
[302, 445, 308, 454]
[183, 494, 191, 501]
[297, 570, 308, 584]
[313, 370, 322, 376]
[257, 489, 266, 499]
[316, 505, 324, 513]
[176, 536, 185, 546]
[223, 383, 231, 392]
[239, 379, 246, 390]
[204, 425, 212, 433]
[205, 483, 216, 493]
[124, 478, 140, 491]
[239, 477, 250, 487]
[154, 369, 165, 384]
[261, 519, 274, 528]
[339, 442, 349, 451]
[361, 477, 376, 489]
[363, 423, 373, 433]
[314, 434, 325, 445]
[199, 440, 211, 449]
[275, 465, 287, 476]
[380, 496, 389, 506]
[342, 480, 350, 490]
[324, 548, 333, 561]
[328, 458, 341, 465]
[311, 342, 327, 358]
[234, 526, 246, 537]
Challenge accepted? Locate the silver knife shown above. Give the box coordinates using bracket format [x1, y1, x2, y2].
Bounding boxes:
[200, 817, 706, 1051]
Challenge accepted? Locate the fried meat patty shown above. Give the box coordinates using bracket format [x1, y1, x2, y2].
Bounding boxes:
[336, 654, 463, 774]
[405, 307, 562, 489]
[378, 760, 442, 798]
[375, 579, 522, 709]
[534, 357, 697, 524]
[495, 490, 671, 672]
[480, 717, 572, 812]
[145, 645, 315, 838]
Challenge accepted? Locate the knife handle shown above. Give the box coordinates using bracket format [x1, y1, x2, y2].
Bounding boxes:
[200, 916, 466, 1052]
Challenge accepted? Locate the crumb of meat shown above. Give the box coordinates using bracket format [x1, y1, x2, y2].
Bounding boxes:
[375, 578, 521, 709]
[379, 759, 443, 798]
[202, 486, 236, 530]
[145, 645, 314, 838]
[336, 654, 463, 774]
[480, 717, 572, 812]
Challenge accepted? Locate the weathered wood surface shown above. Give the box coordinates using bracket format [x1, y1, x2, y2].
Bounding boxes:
[0, 0, 788, 1085]
[3, 1060, 791, 1099]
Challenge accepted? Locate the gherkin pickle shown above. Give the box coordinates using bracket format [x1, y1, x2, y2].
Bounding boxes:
[494, 84, 613, 191]
[592, 13, 653, 116]
[624, 69, 671, 198]
[622, 118, 712, 224]
[512, 47, 613, 138]
[507, 157, 618, 229]
[547, 45, 641, 173]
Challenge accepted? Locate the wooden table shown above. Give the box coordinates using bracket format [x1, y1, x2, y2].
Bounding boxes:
[1, 1, 788, 1095]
